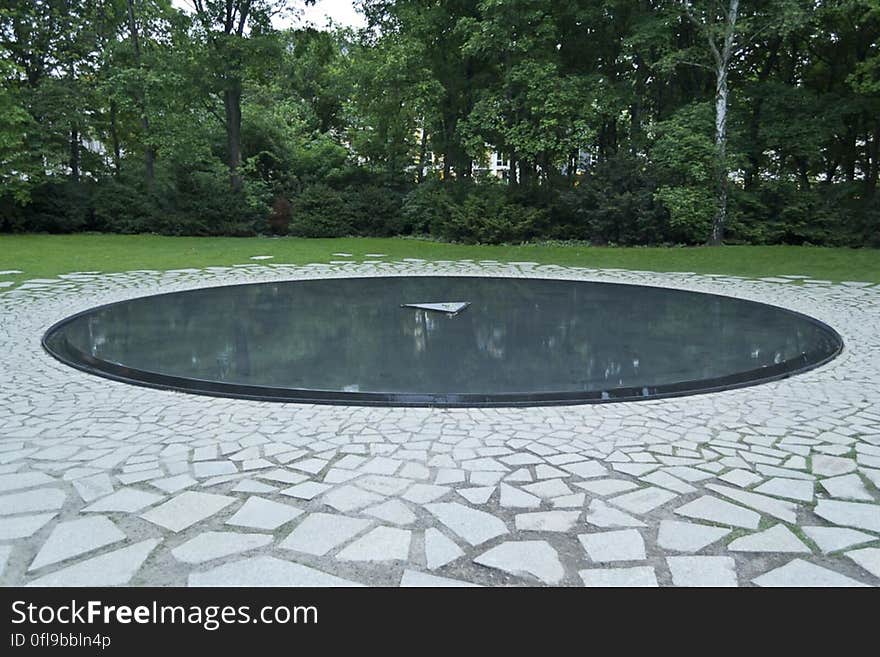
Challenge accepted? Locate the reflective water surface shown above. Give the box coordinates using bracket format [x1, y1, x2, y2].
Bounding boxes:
[43, 276, 842, 406]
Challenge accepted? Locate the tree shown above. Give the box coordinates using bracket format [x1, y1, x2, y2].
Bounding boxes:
[185, 0, 313, 192]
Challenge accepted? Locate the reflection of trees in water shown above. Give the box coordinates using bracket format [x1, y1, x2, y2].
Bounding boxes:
[61, 278, 836, 394]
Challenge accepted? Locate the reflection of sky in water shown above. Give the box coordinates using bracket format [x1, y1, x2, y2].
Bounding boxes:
[46, 277, 840, 397]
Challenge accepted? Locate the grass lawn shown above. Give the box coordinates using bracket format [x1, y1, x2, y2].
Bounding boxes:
[1, 233, 879, 288]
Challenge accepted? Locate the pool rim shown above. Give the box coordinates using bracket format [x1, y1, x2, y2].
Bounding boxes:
[40, 274, 845, 408]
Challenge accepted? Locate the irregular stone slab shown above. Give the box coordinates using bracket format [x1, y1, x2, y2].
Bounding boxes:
[117, 468, 165, 485]
[172, 531, 272, 564]
[29, 516, 126, 571]
[579, 530, 646, 562]
[402, 483, 451, 504]
[757, 463, 813, 480]
[461, 457, 508, 472]
[803, 526, 875, 553]
[728, 524, 810, 553]
[150, 474, 197, 494]
[231, 479, 277, 494]
[552, 493, 586, 508]
[457, 487, 495, 505]
[640, 471, 696, 494]
[189, 556, 360, 587]
[608, 486, 677, 514]
[424, 528, 464, 569]
[425, 502, 508, 546]
[506, 469, 534, 483]
[83, 487, 164, 513]
[586, 499, 646, 528]
[657, 520, 730, 553]
[811, 455, 857, 477]
[288, 458, 329, 475]
[705, 484, 797, 523]
[364, 500, 416, 525]
[674, 495, 760, 529]
[753, 559, 867, 587]
[140, 491, 235, 532]
[242, 458, 273, 472]
[225, 496, 303, 530]
[515, 511, 580, 532]
[469, 472, 504, 487]
[400, 463, 431, 480]
[356, 475, 412, 496]
[0, 471, 55, 493]
[561, 461, 607, 479]
[534, 464, 568, 479]
[718, 469, 763, 488]
[820, 474, 873, 501]
[280, 481, 332, 500]
[27, 539, 159, 587]
[323, 485, 383, 512]
[474, 540, 564, 585]
[499, 483, 541, 508]
[0, 512, 57, 540]
[579, 566, 658, 587]
[192, 461, 237, 478]
[814, 499, 880, 533]
[400, 570, 479, 587]
[257, 469, 308, 485]
[31, 445, 79, 461]
[754, 477, 814, 502]
[357, 457, 400, 475]
[279, 513, 371, 556]
[667, 556, 737, 587]
[613, 463, 659, 476]
[846, 547, 880, 578]
[0, 487, 66, 516]
[662, 466, 714, 482]
[574, 479, 640, 496]
[336, 526, 411, 562]
[522, 479, 573, 499]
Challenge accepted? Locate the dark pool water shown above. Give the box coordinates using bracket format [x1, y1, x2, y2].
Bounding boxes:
[42, 276, 842, 406]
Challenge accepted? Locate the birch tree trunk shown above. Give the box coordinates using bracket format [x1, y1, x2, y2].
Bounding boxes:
[710, 0, 739, 245]
[687, 0, 739, 245]
[711, 50, 730, 245]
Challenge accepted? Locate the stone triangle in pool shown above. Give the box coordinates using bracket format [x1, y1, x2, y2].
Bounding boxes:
[401, 301, 470, 315]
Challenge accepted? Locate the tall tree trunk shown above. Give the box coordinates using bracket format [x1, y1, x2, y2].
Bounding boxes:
[711, 60, 729, 245]
[630, 54, 645, 155]
[706, 0, 740, 246]
[127, 0, 155, 187]
[867, 121, 880, 197]
[417, 119, 428, 183]
[224, 83, 243, 193]
[69, 125, 80, 181]
[110, 102, 122, 176]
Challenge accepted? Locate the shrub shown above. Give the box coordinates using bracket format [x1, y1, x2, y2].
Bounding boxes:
[1, 180, 92, 232]
[401, 179, 462, 235]
[158, 165, 267, 236]
[654, 185, 715, 244]
[289, 183, 351, 237]
[426, 182, 546, 244]
[551, 154, 668, 244]
[344, 184, 406, 236]
[91, 176, 157, 234]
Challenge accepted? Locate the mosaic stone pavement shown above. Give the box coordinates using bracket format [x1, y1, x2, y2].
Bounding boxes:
[1, 259, 879, 587]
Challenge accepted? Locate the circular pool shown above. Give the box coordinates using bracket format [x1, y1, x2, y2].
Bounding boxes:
[42, 276, 843, 407]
